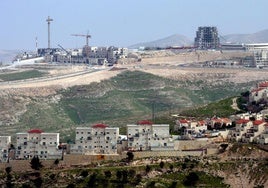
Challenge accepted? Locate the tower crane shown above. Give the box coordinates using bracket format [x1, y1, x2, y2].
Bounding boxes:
[71, 33, 91, 46]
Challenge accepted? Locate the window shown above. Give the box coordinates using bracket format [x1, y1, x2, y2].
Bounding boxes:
[43, 142, 46, 146]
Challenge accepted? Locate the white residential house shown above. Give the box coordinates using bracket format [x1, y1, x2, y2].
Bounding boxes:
[257, 124, 268, 144]
[71, 124, 119, 155]
[228, 119, 252, 142]
[249, 84, 268, 104]
[189, 120, 207, 133]
[174, 119, 190, 131]
[16, 129, 61, 159]
[0, 136, 11, 162]
[241, 120, 266, 143]
[127, 120, 174, 151]
[236, 112, 264, 121]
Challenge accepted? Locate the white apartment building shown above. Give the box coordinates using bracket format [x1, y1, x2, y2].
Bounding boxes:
[244, 43, 268, 68]
[228, 119, 252, 142]
[257, 125, 268, 144]
[0, 136, 11, 162]
[16, 129, 61, 159]
[249, 88, 268, 104]
[71, 124, 119, 155]
[127, 120, 174, 151]
[241, 120, 266, 143]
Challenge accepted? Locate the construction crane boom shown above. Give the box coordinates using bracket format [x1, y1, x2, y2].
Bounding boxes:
[58, 44, 70, 55]
[71, 33, 91, 46]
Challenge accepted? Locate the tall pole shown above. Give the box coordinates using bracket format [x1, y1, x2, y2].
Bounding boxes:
[46, 16, 53, 49]
[35, 37, 38, 55]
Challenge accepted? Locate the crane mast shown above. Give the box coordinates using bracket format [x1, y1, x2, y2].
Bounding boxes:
[71, 33, 91, 57]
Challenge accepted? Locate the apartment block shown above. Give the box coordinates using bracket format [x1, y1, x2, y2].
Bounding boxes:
[0, 136, 11, 162]
[127, 120, 174, 151]
[71, 124, 119, 155]
[16, 129, 61, 159]
[194, 26, 220, 49]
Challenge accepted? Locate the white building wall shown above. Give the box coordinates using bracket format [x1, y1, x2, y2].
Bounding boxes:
[127, 124, 173, 151]
[72, 126, 119, 155]
[0, 136, 11, 161]
[16, 132, 61, 159]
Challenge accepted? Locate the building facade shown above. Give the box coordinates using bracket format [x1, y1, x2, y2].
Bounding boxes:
[194, 26, 220, 50]
[71, 124, 119, 155]
[244, 43, 268, 68]
[0, 136, 11, 162]
[16, 129, 61, 159]
[127, 120, 174, 151]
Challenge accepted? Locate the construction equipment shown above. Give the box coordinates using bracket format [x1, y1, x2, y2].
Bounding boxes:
[71, 33, 91, 46]
[58, 44, 70, 55]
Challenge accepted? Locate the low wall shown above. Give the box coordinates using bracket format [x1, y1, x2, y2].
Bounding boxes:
[0, 160, 55, 172]
[63, 154, 125, 166]
[0, 149, 219, 172]
[174, 140, 210, 150]
[132, 150, 203, 159]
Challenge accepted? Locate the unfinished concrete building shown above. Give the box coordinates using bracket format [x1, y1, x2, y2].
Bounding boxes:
[194, 26, 220, 50]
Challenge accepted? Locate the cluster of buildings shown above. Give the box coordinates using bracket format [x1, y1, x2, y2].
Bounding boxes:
[1, 112, 267, 162]
[193, 26, 268, 68]
[37, 46, 128, 66]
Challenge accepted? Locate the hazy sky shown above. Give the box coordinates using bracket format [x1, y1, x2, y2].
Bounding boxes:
[1, 0, 267, 50]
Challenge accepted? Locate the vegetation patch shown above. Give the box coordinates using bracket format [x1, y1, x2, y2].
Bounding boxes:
[180, 97, 239, 118]
[0, 70, 46, 81]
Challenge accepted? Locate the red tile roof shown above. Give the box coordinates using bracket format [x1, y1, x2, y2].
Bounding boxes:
[251, 88, 264, 93]
[236, 119, 250, 124]
[179, 119, 189, 124]
[28, 129, 43, 134]
[198, 120, 206, 126]
[137, 120, 153, 125]
[92, 124, 108, 128]
[258, 81, 268, 88]
[253, 120, 264, 126]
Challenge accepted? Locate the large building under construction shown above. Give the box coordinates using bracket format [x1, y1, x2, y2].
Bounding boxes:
[194, 26, 220, 50]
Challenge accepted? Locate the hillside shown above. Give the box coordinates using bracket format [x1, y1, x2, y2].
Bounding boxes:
[128, 34, 192, 49]
[223, 29, 268, 44]
[127, 29, 268, 48]
[1, 51, 268, 141]
[0, 49, 20, 64]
